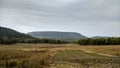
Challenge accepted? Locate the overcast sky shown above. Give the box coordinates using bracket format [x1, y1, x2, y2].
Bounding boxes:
[0, 0, 120, 37]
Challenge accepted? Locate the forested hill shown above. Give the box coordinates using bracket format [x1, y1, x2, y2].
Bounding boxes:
[0, 26, 31, 38]
[27, 31, 87, 39]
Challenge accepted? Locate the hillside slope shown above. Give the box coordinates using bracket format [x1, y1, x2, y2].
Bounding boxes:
[0, 26, 31, 38]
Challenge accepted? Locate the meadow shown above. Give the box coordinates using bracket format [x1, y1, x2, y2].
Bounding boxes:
[0, 44, 120, 68]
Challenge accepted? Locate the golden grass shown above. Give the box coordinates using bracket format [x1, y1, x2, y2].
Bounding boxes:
[79, 45, 120, 56]
[51, 50, 120, 68]
[0, 44, 120, 68]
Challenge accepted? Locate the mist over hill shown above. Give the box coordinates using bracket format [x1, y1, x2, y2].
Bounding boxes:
[27, 31, 87, 39]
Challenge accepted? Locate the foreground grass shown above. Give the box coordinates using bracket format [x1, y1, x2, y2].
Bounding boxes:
[51, 50, 120, 68]
[79, 45, 120, 56]
[0, 44, 120, 68]
[0, 44, 51, 68]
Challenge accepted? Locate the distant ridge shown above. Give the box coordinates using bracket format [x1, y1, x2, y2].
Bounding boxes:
[0, 26, 31, 38]
[27, 31, 87, 39]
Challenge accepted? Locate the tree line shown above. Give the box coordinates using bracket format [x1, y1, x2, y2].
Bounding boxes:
[0, 37, 120, 45]
[0, 37, 69, 45]
[77, 37, 120, 45]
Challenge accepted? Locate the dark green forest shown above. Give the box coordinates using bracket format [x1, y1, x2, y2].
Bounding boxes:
[1, 37, 120, 45]
[0, 38, 68, 44]
[77, 37, 120, 45]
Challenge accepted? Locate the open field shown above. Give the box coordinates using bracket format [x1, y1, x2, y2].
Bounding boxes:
[0, 44, 120, 68]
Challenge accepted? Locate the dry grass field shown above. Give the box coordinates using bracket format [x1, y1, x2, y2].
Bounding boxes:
[0, 44, 120, 68]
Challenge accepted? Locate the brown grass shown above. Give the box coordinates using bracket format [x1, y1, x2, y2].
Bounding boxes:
[79, 45, 120, 56]
[0, 44, 120, 68]
[51, 50, 120, 68]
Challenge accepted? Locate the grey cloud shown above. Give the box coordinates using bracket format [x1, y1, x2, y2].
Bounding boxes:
[0, 0, 120, 37]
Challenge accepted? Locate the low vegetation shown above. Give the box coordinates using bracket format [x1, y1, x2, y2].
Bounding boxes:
[0, 44, 50, 68]
[79, 45, 120, 56]
[51, 50, 120, 68]
[0, 44, 120, 68]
